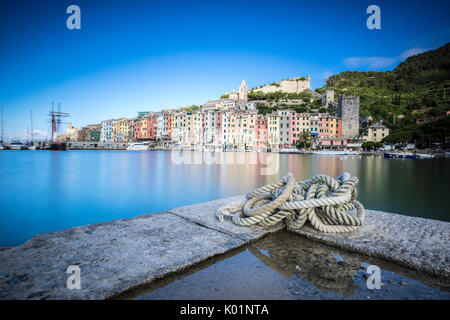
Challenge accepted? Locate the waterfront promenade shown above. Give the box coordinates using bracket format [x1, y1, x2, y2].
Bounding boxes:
[0, 195, 448, 299]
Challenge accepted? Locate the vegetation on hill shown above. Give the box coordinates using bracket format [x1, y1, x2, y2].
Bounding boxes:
[185, 105, 200, 111]
[248, 90, 313, 103]
[316, 43, 450, 129]
[317, 43, 450, 144]
[382, 117, 450, 148]
[250, 89, 325, 115]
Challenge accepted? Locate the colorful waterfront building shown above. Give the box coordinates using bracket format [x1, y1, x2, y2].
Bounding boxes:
[171, 110, 186, 147]
[363, 121, 389, 142]
[266, 112, 280, 150]
[276, 109, 294, 146]
[318, 113, 341, 139]
[234, 110, 257, 150]
[255, 114, 267, 150]
[116, 118, 129, 142]
[100, 119, 113, 142]
[183, 110, 202, 146]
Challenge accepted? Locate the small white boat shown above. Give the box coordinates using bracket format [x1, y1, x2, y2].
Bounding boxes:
[126, 143, 149, 151]
[312, 150, 360, 155]
[26, 145, 37, 150]
[9, 141, 26, 150]
[0, 144, 4, 150]
[416, 153, 435, 158]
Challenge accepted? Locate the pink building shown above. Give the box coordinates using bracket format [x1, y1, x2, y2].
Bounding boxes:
[256, 115, 267, 149]
[134, 121, 141, 140]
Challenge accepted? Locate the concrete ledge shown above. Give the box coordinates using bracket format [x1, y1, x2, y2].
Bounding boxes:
[0, 196, 448, 300]
[168, 195, 284, 241]
[0, 196, 279, 300]
[288, 210, 450, 279]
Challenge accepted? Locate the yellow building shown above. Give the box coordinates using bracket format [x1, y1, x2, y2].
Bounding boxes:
[235, 111, 257, 149]
[363, 121, 390, 142]
[184, 111, 202, 146]
[110, 119, 119, 142]
[117, 118, 129, 142]
[267, 113, 280, 149]
[171, 111, 185, 145]
[140, 117, 148, 139]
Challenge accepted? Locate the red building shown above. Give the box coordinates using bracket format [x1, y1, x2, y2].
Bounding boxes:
[147, 114, 158, 139]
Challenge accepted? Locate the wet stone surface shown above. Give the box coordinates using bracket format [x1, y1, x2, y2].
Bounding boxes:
[289, 209, 450, 279]
[131, 232, 450, 300]
[0, 211, 245, 299]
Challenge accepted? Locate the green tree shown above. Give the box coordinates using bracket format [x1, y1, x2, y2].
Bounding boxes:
[296, 132, 312, 148]
[362, 141, 375, 150]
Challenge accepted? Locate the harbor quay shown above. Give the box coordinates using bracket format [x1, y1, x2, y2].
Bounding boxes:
[0, 195, 448, 300]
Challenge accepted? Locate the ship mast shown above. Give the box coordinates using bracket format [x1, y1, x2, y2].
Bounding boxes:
[1, 108, 3, 144]
[30, 109, 33, 143]
[48, 101, 69, 143]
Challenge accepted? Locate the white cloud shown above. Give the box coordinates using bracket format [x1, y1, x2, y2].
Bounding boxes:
[342, 47, 430, 69]
[399, 47, 427, 60]
[342, 56, 398, 69]
[321, 71, 333, 82]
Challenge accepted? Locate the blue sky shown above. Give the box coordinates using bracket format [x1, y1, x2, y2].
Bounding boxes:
[0, 0, 449, 140]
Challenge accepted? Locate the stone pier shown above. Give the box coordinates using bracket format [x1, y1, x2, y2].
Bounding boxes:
[0, 196, 448, 299]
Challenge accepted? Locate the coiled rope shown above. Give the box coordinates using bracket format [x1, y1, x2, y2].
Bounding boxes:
[216, 172, 365, 233]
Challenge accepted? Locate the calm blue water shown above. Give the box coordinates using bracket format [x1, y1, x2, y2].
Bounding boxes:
[0, 150, 449, 246]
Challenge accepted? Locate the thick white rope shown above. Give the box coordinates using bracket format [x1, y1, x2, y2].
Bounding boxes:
[216, 172, 365, 233]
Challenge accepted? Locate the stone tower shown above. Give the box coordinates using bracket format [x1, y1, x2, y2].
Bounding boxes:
[322, 90, 334, 107]
[239, 80, 248, 101]
[338, 96, 360, 139]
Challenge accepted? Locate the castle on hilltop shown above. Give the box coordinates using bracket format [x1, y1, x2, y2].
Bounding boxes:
[252, 76, 311, 94]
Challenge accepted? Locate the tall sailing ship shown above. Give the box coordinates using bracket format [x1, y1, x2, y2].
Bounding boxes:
[0, 108, 4, 150]
[45, 102, 69, 151]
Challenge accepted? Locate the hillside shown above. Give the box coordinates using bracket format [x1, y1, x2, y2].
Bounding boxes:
[316, 43, 450, 130]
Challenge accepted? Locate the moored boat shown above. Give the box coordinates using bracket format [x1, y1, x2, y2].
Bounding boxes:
[126, 143, 149, 151]
[416, 153, 435, 158]
[8, 140, 26, 150]
[44, 142, 67, 151]
[384, 152, 416, 159]
[26, 145, 37, 150]
[312, 150, 360, 155]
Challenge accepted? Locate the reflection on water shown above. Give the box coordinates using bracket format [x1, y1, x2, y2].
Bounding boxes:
[248, 238, 361, 297]
[130, 232, 450, 300]
[0, 151, 449, 245]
